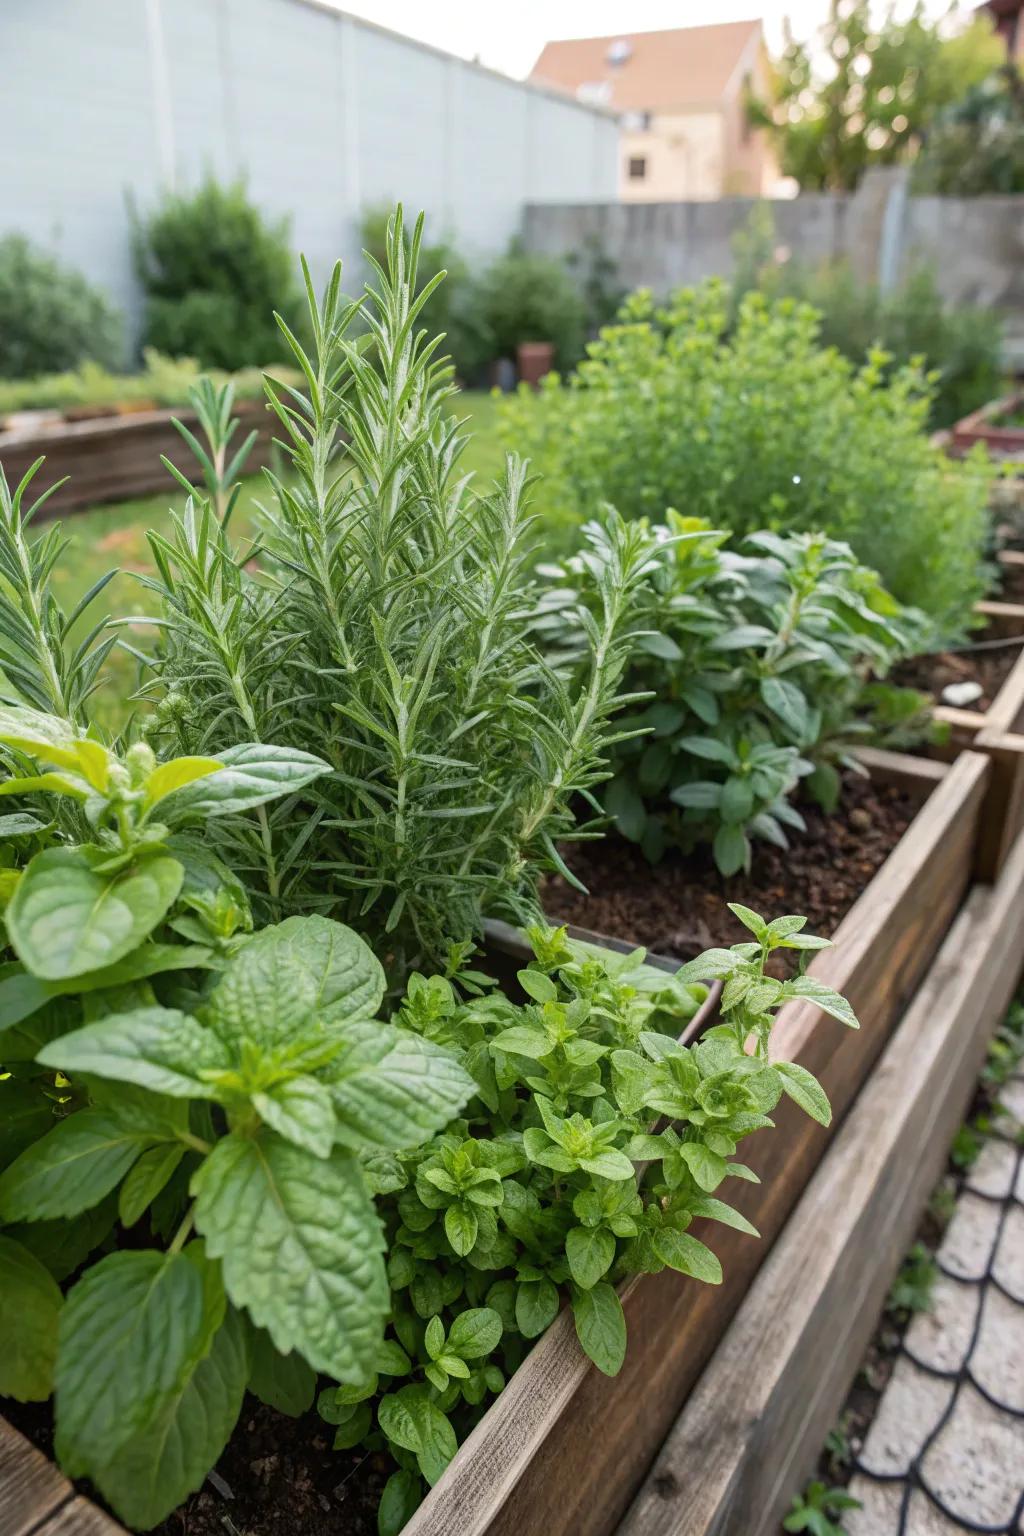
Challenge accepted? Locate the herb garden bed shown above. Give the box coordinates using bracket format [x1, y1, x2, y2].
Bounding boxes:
[0, 399, 273, 515]
[392, 751, 991, 1536]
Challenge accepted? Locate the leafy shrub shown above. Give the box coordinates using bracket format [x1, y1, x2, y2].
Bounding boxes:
[0, 234, 123, 380]
[503, 281, 992, 637]
[735, 243, 1003, 430]
[476, 244, 587, 370]
[360, 206, 491, 383]
[912, 66, 1024, 196]
[538, 517, 920, 873]
[0, 349, 286, 420]
[135, 212, 652, 976]
[133, 178, 301, 369]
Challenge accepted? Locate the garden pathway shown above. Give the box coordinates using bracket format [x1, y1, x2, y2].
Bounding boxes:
[843, 1066, 1024, 1535]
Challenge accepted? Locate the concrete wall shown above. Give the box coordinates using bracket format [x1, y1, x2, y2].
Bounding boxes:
[522, 173, 1024, 360]
[0, 0, 617, 354]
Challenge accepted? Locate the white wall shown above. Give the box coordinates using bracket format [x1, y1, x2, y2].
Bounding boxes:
[0, 0, 617, 354]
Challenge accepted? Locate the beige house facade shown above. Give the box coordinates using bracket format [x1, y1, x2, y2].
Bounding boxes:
[531, 20, 777, 201]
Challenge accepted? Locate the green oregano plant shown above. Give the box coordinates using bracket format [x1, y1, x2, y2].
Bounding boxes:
[137, 209, 658, 976]
[312, 907, 857, 1531]
[538, 515, 923, 873]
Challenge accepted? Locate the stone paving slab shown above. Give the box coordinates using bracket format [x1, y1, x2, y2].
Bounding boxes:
[840, 1089, 1024, 1535]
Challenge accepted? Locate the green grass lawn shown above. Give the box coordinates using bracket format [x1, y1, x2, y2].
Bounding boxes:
[37, 390, 507, 724]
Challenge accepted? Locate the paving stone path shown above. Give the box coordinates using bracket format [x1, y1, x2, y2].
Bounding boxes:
[844, 1071, 1024, 1535]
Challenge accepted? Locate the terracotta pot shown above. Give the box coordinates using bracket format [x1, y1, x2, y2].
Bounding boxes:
[516, 340, 554, 388]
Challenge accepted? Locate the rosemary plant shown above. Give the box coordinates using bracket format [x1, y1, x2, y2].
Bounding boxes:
[140, 211, 656, 974]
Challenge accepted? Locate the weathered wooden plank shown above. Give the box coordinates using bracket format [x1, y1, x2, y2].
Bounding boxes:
[31, 1497, 123, 1536]
[973, 727, 1024, 881]
[405, 751, 988, 1536]
[972, 597, 1024, 638]
[0, 401, 273, 515]
[0, 1418, 72, 1536]
[620, 821, 1024, 1536]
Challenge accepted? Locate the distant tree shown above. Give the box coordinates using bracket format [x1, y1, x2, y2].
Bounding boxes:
[913, 64, 1024, 193]
[748, 0, 1004, 191]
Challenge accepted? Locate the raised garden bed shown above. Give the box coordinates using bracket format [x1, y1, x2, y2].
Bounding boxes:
[620, 817, 1024, 1536]
[0, 751, 990, 1536]
[950, 391, 1024, 459]
[0, 399, 274, 514]
[393, 749, 989, 1536]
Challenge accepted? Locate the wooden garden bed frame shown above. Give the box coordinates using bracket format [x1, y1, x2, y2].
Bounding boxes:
[0, 750, 990, 1536]
[929, 582, 1024, 880]
[950, 391, 1024, 458]
[0, 399, 273, 514]
[621, 814, 1024, 1536]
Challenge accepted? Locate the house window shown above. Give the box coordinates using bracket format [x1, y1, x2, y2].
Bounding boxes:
[628, 155, 647, 180]
[622, 110, 652, 132]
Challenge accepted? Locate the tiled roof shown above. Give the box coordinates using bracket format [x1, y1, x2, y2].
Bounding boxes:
[530, 19, 762, 112]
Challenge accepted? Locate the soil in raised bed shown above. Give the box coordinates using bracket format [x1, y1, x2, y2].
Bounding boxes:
[3, 1393, 387, 1536]
[543, 774, 917, 962]
[997, 559, 1024, 605]
[892, 638, 1023, 711]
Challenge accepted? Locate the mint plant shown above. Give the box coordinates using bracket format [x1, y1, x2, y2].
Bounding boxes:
[314, 906, 857, 1530]
[137, 209, 658, 976]
[0, 717, 476, 1526]
[540, 516, 920, 873]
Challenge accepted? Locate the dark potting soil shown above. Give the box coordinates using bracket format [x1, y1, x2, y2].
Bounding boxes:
[3, 1393, 387, 1536]
[543, 775, 917, 962]
[892, 639, 1022, 711]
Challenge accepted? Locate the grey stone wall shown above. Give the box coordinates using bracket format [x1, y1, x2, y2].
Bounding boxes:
[523, 172, 1024, 363]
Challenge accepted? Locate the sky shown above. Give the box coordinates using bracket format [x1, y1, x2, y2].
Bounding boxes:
[327, 0, 958, 77]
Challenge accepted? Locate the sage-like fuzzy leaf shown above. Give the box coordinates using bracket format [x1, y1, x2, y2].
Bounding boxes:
[775, 1060, 832, 1126]
[55, 1246, 224, 1478]
[0, 1235, 63, 1401]
[566, 1225, 616, 1290]
[191, 1131, 388, 1382]
[159, 743, 330, 819]
[38, 1007, 230, 1098]
[327, 1024, 476, 1151]
[653, 1228, 723, 1284]
[91, 1289, 249, 1530]
[6, 846, 184, 980]
[0, 1108, 150, 1222]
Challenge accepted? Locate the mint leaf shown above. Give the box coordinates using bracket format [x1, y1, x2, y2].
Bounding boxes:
[327, 1024, 475, 1151]
[204, 915, 384, 1046]
[192, 1131, 388, 1383]
[0, 1235, 63, 1400]
[515, 1276, 559, 1338]
[248, 1326, 317, 1417]
[444, 1204, 478, 1256]
[678, 1142, 728, 1192]
[572, 1281, 626, 1376]
[159, 742, 329, 818]
[378, 1383, 457, 1486]
[252, 1076, 337, 1159]
[119, 1145, 186, 1228]
[446, 1307, 502, 1360]
[38, 1007, 229, 1098]
[783, 975, 860, 1030]
[0, 1077, 54, 1169]
[55, 1247, 223, 1478]
[653, 1228, 723, 1284]
[7, 847, 184, 980]
[566, 1225, 616, 1290]
[775, 1060, 833, 1126]
[0, 1109, 149, 1221]
[93, 1299, 249, 1529]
